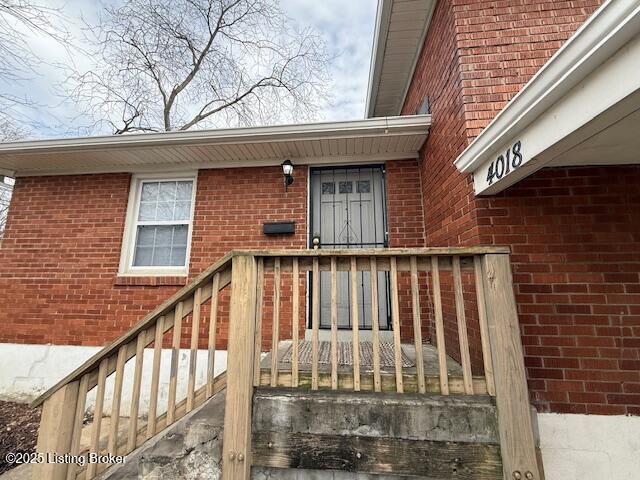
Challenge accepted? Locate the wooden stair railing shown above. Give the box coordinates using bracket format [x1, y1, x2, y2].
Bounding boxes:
[32, 248, 542, 480]
[32, 252, 234, 480]
[224, 248, 542, 480]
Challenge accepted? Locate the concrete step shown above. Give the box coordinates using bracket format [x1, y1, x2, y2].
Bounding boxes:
[0, 464, 31, 480]
[95, 387, 502, 479]
[252, 389, 502, 479]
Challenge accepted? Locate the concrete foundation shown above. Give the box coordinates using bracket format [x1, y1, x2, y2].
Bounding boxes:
[0, 343, 227, 415]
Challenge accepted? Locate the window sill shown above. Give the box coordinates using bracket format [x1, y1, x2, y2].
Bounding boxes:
[114, 275, 188, 287]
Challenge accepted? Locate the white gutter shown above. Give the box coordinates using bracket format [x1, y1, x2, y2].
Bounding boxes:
[454, 0, 640, 175]
[0, 115, 430, 155]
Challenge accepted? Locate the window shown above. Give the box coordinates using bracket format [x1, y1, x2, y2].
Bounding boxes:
[338, 181, 353, 194]
[321, 182, 335, 195]
[120, 174, 196, 275]
[357, 180, 370, 193]
[338, 182, 353, 193]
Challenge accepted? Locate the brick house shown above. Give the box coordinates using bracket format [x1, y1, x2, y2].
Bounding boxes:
[0, 1, 638, 479]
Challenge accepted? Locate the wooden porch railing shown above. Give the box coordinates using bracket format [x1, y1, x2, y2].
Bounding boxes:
[33, 248, 542, 480]
[251, 250, 496, 395]
[31, 252, 234, 480]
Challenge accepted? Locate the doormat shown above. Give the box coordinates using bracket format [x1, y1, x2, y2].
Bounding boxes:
[281, 340, 414, 368]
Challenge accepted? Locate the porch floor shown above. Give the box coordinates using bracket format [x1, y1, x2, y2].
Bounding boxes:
[261, 341, 463, 376]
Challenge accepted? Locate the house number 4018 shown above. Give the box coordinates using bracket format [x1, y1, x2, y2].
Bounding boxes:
[486, 141, 522, 185]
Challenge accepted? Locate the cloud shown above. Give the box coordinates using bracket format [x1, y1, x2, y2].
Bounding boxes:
[4, 0, 377, 139]
[281, 0, 377, 121]
[0, 0, 102, 138]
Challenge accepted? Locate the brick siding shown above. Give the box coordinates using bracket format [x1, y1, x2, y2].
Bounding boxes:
[401, 0, 640, 414]
[402, 0, 482, 247]
[0, 162, 425, 348]
[453, 0, 603, 139]
[484, 166, 640, 415]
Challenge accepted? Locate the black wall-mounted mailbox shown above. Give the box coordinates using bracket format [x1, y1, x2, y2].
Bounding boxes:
[263, 221, 295, 235]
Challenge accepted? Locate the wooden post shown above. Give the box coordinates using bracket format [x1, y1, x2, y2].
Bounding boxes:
[369, 257, 382, 392]
[474, 256, 495, 396]
[187, 287, 203, 412]
[350, 257, 361, 391]
[222, 254, 257, 480]
[452, 256, 474, 395]
[107, 345, 127, 455]
[127, 332, 145, 452]
[431, 256, 449, 395]
[291, 258, 300, 388]
[208, 273, 221, 396]
[410, 256, 426, 394]
[389, 257, 404, 393]
[311, 257, 320, 390]
[147, 315, 165, 439]
[270, 257, 281, 387]
[168, 303, 183, 424]
[329, 256, 338, 390]
[481, 254, 542, 480]
[252, 259, 265, 387]
[34, 381, 79, 480]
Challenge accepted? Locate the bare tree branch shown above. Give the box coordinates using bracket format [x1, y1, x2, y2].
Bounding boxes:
[0, 178, 13, 240]
[0, 1, 73, 140]
[67, 0, 331, 134]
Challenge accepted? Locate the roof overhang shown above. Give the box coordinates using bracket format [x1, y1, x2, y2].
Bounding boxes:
[365, 0, 436, 118]
[0, 115, 431, 177]
[455, 0, 640, 196]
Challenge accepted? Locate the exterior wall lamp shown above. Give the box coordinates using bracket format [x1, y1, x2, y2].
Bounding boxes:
[281, 159, 294, 191]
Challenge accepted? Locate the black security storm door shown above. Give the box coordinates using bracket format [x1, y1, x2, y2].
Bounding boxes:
[310, 166, 391, 330]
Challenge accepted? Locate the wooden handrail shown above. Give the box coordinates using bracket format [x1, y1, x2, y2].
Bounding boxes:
[31, 251, 234, 408]
[33, 248, 506, 408]
[232, 246, 510, 257]
[33, 246, 540, 480]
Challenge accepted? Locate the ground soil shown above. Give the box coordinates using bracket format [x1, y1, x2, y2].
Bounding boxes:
[0, 401, 41, 474]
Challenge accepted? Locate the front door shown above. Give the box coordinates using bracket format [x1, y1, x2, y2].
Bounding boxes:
[310, 166, 390, 330]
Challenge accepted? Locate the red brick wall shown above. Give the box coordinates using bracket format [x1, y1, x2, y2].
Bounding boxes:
[386, 160, 431, 343]
[484, 166, 640, 415]
[454, 0, 602, 139]
[190, 167, 309, 350]
[0, 162, 426, 348]
[0, 168, 308, 347]
[402, 0, 482, 247]
[403, 0, 604, 246]
[386, 160, 425, 248]
[401, 0, 486, 370]
[190, 167, 307, 270]
[401, 0, 640, 414]
[0, 174, 166, 345]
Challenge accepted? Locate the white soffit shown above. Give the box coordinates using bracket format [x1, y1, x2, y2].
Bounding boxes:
[455, 0, 640, 196]
[365, 0, 437, 118]
[0, 115, 431, 177]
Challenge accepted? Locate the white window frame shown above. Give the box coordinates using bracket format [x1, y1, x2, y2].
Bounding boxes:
[118, 172, 197, 276]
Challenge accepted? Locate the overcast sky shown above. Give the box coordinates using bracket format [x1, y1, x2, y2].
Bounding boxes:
[4, 0, 377, 139]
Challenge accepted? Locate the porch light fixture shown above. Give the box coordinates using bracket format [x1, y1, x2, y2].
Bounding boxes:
[281, 159, 294, 191]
